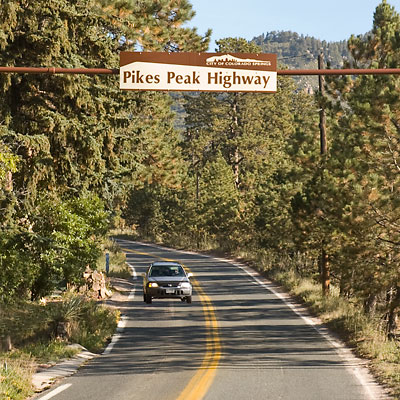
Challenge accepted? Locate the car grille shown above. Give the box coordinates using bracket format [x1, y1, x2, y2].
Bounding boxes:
[159, 282, 180, 288]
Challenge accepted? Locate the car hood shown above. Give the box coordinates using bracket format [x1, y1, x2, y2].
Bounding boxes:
[148, 276, 189, 283]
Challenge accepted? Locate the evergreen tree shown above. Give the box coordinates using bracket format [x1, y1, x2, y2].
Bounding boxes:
[97, 0, 211, 51]
[0, 0, 209, 301]
[310, 0, 400, 327]
[182, 37, 307, 250]
[196, 153, 239, 248]
[0, 128, 17, 189]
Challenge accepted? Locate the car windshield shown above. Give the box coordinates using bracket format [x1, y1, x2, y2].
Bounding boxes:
[150, 265, 185, 277]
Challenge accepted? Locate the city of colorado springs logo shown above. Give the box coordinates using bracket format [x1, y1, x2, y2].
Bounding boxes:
[205, 54, 272, 67]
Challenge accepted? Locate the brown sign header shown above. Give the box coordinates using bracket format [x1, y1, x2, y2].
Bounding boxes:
[120, 52, 277, 71]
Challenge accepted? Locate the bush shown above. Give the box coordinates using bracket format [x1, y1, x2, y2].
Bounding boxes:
[0, 293, 119, 399]
[98, 239, 131, 279]
[71, 301, 119, 353]
[46, 294, 119, 353]
[0, 353, 35, 400]
[0, 194, 110, 303]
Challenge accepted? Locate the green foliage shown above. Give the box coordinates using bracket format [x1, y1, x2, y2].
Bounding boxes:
[1, 293, 118, 352]
[1, 0, 400, 393]
[47, 295, 85, 326]
[0, 294, 118, 399]
[0, 194, 109, 302]
[0, 140, 18, 184]
[70, 300, 119, 353]
[97, 0, 211, 52]
[181, 38, 311, 251]
[0, 353, 35, 400]
[45, 293, 119, 353]
[196, 153, 240, 248]
[0, 0, 209, 303]
[314, 0, 400, 302]
[21, 340, 80, 363]
[98, 239, 130, 279]
[124, 182, 188, 242]
[0, 301, 49, 347]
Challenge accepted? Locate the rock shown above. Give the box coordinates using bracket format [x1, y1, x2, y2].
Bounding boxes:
[82, 269, 110, 299]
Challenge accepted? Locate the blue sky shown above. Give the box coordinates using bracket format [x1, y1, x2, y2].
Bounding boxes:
[186, 0, 389, 50]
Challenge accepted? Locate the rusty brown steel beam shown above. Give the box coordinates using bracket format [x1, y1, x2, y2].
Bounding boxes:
[1, 66, 400, 76]
[0, 67, 119, 74]
[277, 68, 400, 75]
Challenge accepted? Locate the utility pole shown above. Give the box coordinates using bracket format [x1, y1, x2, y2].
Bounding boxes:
[318, 54, 327, 155]
[318, 53, 330, 296]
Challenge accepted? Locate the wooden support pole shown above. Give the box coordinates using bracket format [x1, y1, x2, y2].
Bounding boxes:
[318, 53, 330, 296]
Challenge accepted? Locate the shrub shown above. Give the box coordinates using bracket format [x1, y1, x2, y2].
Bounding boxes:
[0, 353, 35, 400]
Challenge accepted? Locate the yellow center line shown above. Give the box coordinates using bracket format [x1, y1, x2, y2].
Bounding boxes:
[121, 247, 221, 400]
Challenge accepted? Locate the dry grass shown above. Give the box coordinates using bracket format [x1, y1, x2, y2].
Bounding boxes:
[98, 238, 131, 279]
[0, 353, 35, 400]
[0, 294, 119, 399]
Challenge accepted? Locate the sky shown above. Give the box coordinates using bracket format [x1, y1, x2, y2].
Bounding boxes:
[185, 0, 392, 51]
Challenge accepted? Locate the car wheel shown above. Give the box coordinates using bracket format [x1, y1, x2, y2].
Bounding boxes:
[186, 296, 192, 304]
[145, 294, 152, 304]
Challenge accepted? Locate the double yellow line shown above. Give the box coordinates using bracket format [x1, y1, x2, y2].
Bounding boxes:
[122, 247, 221, 400]
[176, 279, 221, 400]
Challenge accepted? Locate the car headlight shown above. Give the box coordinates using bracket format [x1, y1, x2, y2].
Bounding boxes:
[148, 282, 159, 288]
[180, 282, 191, 288]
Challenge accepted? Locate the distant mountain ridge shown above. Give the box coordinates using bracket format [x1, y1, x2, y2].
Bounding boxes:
[251, 31, 353, 90]
[206, 54, 271, 65]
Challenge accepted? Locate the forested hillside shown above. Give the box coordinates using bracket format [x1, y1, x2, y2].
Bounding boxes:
[0, 0, 400, 390]
[253, 31, 350, 68]
[252, 31, 352, 90]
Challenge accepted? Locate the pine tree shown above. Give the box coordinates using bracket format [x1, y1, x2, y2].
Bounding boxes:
[182, 37, 306, 249]
[0, 0, 209, 301]
[97, 0, 211, 51]
[196, 153, 240, 248]
[315, 0, 400, 328]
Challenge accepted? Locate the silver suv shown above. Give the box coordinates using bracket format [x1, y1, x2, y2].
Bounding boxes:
[143, 261, 193, 304]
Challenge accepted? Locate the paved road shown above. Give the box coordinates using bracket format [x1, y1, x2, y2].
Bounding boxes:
[36, 239, 386, 400]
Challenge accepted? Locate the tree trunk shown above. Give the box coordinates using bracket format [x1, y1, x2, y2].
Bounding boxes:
[320, 248, 330, 296]
[234, 148, 240, 187]
[231, 93, 240, 188]
[318, 54, 330, 297]
[364, 293, 378, 315]
[387, 286, 400, 340]
[0, 335, 12, 352]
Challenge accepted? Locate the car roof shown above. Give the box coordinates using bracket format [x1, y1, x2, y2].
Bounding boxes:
[150, 261, 182, 267]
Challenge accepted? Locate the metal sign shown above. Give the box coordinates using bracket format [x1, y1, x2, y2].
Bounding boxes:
[120, 52, 277, 92]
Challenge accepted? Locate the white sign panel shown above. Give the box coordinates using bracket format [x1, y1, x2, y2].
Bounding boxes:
[120, 52, 277, 93]
[120, 62, 276, 92]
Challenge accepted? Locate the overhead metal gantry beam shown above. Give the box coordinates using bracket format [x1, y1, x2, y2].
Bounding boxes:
[1, 66, 400, 76]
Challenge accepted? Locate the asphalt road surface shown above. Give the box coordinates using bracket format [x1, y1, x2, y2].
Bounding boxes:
[36, 239, 386, 400]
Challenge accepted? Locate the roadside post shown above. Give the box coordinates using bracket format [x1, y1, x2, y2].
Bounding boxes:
[105, 252, 110, 275]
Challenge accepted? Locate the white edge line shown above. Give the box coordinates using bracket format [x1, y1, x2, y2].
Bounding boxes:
[233, 263, 384, 400]
[117, 239, 387, 400]
[127, 263, 137, 300]
[102, 258, 137, 356]
[38, 384, 72, 400]
[127, 262, 137, 281]
[102, 314, 128, 355]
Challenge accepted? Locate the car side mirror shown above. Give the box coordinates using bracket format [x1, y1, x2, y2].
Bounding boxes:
[187, 272, 193, 278]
